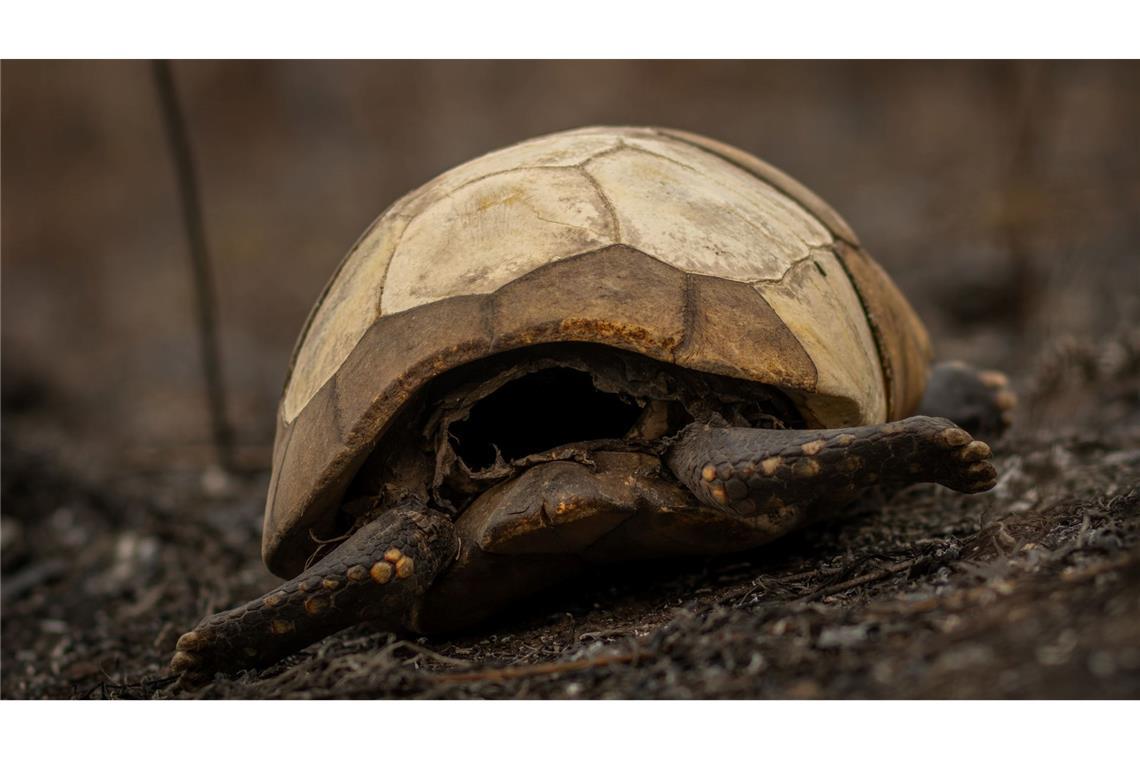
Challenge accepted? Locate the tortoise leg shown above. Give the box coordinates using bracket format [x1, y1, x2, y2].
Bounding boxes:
[170, 506, 457, 684]
[667, 416, 996, 517]
[918, 361, 1017, 438]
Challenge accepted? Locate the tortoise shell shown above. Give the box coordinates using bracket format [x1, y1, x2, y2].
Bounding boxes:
[264, 126, 931, 577]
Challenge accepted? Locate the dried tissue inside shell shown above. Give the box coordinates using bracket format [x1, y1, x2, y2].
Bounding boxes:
[340, 344, 806, 525]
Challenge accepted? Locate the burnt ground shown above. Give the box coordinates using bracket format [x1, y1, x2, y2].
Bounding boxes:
[3, 61, 1140, 699]
[3, 327, 1139, 699]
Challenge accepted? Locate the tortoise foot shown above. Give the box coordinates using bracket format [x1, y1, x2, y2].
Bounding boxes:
[919, 361, 1017, 438]
[918, 417, 998, 493]
[667, 416, 997, 517]
[171, 506, 457, 686]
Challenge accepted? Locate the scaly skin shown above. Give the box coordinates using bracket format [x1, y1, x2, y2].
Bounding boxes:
[170, 506, 457, 684]
[667, 416, 996, 518]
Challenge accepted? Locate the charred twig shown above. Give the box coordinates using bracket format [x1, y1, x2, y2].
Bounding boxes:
[430, 652, 640, 683]
[577, 626, 644, 641]
[800, 559, 917, 602]
[732, 566, 832, 606]
[375, 639, 474, 668]
[151, 60, 235, 472]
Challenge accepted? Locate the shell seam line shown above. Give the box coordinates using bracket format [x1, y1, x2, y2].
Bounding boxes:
[673, 273, 699, 361]
[440, 165, 553, 201]
[581, 141, 695, 174]
[372, 216, 412, 321]
[652, 129, 858, 248]
[670, 269, 820, 392]
[724, 200, 803, 249]
[649, 137, 826, 251]
[439, 153, 628, 203]
[746, 245, 835, 286]
[405, 163, 622, 241]
[282, 198, 403, 394]
[328, 375, 345, 438]
[577, 167, 623, 241]
[484, 290, 500, 353]
[529, 207, 612, 237]
[829, 244, 895, 419]
[742, 279, 819, 390]
[592, 134, 828, 252]
[574, 141, 629, 168]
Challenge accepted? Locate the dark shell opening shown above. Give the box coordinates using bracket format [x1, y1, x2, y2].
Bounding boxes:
[448, 367, 643, 470]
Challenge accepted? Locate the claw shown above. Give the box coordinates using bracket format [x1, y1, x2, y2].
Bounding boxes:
[939, 426, 973, 447]
[978, 370, 1010, 390]
[966, 462, 996, 479]
[175, 630, 207, 652]
[958, 440, 991, 462]
[170, 650, 200, 675]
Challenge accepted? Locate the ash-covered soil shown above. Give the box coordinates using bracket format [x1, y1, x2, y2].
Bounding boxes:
[3, 329, 1138, 699]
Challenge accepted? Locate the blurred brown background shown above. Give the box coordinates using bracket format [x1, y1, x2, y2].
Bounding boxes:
[4, 61, 1137, 467]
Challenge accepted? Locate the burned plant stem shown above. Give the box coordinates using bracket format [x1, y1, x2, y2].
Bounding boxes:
[151, 60, 235, 471]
